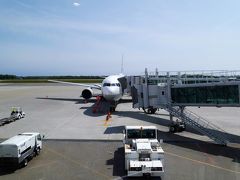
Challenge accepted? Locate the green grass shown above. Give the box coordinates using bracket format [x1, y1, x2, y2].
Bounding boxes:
[0, 79, 103, 83]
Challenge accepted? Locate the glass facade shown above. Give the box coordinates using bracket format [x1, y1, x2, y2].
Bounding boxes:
[171, 85, 239, 104]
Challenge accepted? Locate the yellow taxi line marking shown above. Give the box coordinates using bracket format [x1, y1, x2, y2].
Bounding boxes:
[45, 147, 111, 179]
[165, 151, 240, 174]
[104, 119, 112, 127]
[27, 160, 58, 170]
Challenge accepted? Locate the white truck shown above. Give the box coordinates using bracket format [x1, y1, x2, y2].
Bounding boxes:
[124, 126, 164, 179]
[0, 132, 43, 169]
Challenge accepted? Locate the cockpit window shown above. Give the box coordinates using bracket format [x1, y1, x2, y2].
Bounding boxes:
[103, 83, 110, 87]
[103, 83, 121, 87]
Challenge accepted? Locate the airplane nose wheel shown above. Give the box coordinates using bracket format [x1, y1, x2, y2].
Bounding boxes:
[110, 107, 116, 112]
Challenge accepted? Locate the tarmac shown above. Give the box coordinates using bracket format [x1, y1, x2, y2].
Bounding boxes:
[0, 83, 240, 179]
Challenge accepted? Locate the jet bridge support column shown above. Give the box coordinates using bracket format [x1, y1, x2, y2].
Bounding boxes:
[170, 113, 173, 122]
[143, 68, 149, 109]
[166, 72, 174, 123]
[179, 106, 186, 124]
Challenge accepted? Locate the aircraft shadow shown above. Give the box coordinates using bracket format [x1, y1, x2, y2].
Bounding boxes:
[36, 96, 110, 117]
[36, 96, 133, 118]
[36, 97, 96, 104]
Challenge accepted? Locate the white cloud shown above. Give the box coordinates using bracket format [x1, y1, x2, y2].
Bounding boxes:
[73, 2, 80, 7]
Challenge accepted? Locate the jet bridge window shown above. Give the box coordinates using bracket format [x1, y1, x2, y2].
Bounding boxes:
[171, 85, 239, 104]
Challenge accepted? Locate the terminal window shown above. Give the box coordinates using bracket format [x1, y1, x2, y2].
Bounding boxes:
[171, 85, 239, 104]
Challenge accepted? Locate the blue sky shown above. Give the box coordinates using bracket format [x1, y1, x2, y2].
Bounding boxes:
[0, 0, 240, 76]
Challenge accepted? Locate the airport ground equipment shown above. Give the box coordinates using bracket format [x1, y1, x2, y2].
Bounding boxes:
[0, 132, 43, 169]
[10, 107, 25, 120]
[124, 126, 164, 178]
[0, 107, 25, 126]
[128, 69, 240, 145]
[169, 119, 186, 133]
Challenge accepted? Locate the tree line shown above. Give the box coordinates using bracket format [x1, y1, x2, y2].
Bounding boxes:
[0, 74, 104, 80]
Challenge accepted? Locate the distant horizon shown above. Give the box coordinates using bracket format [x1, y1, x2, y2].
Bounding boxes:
[2, 68, 240, 77]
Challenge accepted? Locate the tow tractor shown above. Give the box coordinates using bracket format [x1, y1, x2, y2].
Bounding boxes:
[123, 126, 164, 179]
[10, 107, 25, 120]
[169, 119, 186, 133]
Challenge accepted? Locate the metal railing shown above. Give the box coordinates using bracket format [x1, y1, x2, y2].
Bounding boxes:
[163, 104, 229, 145]
[137, 69, 240, 85]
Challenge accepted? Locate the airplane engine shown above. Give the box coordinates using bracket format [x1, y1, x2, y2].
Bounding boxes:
[81, 88, 93, 99]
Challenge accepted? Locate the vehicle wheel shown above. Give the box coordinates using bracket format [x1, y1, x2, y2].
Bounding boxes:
[36, 148, 40, 155]
[150, 108, 157, 114]
[23, 158, 28, 167]
[31, 150, 36, 157]
[143, 107, 157, 114]
[169, 126, 176, 133]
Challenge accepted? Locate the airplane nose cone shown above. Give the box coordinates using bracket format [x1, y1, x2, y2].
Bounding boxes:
[103, 87, 121, 101]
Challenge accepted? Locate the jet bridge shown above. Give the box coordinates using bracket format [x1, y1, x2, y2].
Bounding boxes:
[128, 69, 240, 145]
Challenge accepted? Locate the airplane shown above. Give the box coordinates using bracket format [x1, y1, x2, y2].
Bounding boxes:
[48, 74, 127, 112]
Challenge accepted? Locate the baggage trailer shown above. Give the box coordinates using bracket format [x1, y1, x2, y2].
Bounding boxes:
[123, 126, 164, 179]
[10, 107, 25, 120]
[0, 132, 43, 169]
[0, 107, 25, 126]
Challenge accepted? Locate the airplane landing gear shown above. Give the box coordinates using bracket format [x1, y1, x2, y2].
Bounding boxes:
[110, 107, 116, 112]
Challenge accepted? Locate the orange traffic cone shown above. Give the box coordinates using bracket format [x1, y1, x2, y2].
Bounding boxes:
[106, 112, 111, 121]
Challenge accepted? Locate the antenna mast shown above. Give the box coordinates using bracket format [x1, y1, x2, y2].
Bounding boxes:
[121, 54, 124, 73]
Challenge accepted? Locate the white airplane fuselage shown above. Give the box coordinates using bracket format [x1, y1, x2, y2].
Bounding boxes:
[48, 74, 125, 109]
[101, 74, 124, 101]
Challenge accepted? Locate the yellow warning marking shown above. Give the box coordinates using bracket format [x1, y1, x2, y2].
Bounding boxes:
[27, 160, 58, 170]
[45, 147, 111, 179]
[165, 151, 240, 174]
[104, 119, 112, 127]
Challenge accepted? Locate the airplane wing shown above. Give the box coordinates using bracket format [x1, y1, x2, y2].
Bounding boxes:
[48, 80, 102, 90]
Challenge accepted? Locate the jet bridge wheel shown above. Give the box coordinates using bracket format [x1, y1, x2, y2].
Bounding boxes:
[143, 107, 157, 114]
